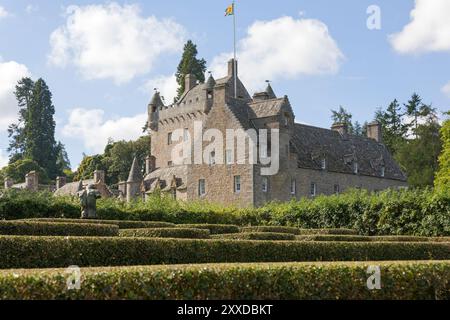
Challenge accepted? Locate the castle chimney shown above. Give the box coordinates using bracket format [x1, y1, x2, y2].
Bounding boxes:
[367, 121, 382, 143]
[25, 171, 38, 191]
[184, 74, 197, 93]
[331, 123, 349, 136]
[145, 155, 156, 175]
[228, 59, 238, 77]
[94, 170, 105, 184]
[56, 176, 66, 190]
[4, 177, 13, 189]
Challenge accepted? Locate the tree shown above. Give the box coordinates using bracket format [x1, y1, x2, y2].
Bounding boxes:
[0, 159, 49, 185]
[404, 93, 435, 138]
[55, 142, 71, 173]
[73, 155, 106, 182]
[435, 112, 450, 192]
[375, 99, 408, 154]
[175, 40, 207, 100]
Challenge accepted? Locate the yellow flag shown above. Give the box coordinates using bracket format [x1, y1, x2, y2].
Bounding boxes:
[225, 3, 234, 16]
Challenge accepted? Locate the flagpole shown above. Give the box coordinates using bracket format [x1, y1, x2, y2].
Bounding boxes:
[233, 1, 237, 99]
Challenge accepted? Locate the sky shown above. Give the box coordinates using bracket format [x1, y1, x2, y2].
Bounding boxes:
[0, 0, 449, 170]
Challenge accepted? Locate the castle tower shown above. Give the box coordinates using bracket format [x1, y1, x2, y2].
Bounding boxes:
[148, 91, 164, 131]
[126, 157, 142, 202]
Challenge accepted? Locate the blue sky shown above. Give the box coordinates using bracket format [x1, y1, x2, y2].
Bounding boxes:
[0, 0, 449, 170]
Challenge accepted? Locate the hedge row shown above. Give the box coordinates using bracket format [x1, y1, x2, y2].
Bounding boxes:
[26, 218, 174, 229]
[212, 232, 296, 241]
[0, 236, 449, 269]
[296, 235, 450, 242]
[240, 226, 357, 235]
[119, 228, 210, 239]
[0, 221, 118, 237]
[0, 261, 448, 300]
[176, 224, 239, 234]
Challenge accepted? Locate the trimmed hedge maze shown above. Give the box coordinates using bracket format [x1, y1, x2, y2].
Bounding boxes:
[1, 218, 450, 299]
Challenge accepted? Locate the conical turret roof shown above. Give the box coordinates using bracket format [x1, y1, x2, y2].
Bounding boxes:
[149, 91, 164, 107]
[205, 74, 216, 90]
[265, 83, 276, 99]
[127, 157, 142, 183]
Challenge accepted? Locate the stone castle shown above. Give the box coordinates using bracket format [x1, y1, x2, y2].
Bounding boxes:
[4, 59, 407, 206]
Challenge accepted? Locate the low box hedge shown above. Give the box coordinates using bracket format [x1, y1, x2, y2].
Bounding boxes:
[0, 261, 448, 300]
[212, 232, 296, 241]
[25, 218, 175, 229]
[296, 235, 450, 242]
[119, 228, 210, 239]
[241, 226, 358, 235]
[0, 221, 118, 237]
[176, 224, 239, 234]
[0, 236, 449, 269]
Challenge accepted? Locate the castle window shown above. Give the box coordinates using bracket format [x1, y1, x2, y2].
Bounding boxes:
[183, 128, 189, 142]
[321, 158, 327, 170]
[381, 166, 385, 177]
[290, 179, 296, 195]
[167, 132, 173, 145]
[234, 176, 241, 193]
[262, 177, 268, 192]
[310, 183, 316, 197]
[207, 93, 213, 99]
[226, 149, 233, 164]
[198, 179, 206, 196]
[334, 184, 340, 195]
[353, 162, 359, 174]
[209, 151, 216, 165]
[168, 161, 173, 167]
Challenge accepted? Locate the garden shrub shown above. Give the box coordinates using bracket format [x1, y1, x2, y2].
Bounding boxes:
[119, 228, 210, 239]
[240, 226, 357, 235]
[0, 261, 448, 300]
[295, 235, 450, 242]
[26, 218, 174, 229]
[0, 221, 118, 237]
[0, 236, 449, 269]
[212, 232, 295, 241]
[176, 224, 239, 234]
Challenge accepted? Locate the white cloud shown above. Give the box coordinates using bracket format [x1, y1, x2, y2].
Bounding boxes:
[141, 74, 177, 104]
[0, 6, 10, 19]
[210, 16, 344, 92]
[62, 108, 147, 153]
[25, 4, 39, 14]
[442, 81, 450, 98]
[48, 3, 186, 84]
[389, 0, 450, 54]
[0, 149, 8, 168]
[0, 59, 32, 131]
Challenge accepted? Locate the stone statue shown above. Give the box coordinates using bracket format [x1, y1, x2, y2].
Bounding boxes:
[78, 184, 101, 219]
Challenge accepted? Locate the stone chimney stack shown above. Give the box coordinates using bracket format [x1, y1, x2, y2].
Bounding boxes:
[126, 157, 143, 202]
[228, 59, 237, 77]
[56, 176, 66, 190]
[94, 170, 105, 184]
[184, 74, 197, 93]
[145, 155, 156, 175]
[331, 123, 349, 136]
[4, 177, 13, 190]
[367, 121, 382, 143]
[25, 171, 38, 191]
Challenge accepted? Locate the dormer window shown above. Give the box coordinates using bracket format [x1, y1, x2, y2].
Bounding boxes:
[353, 162, 359, 174]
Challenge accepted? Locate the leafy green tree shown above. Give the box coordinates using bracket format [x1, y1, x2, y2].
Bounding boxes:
[375, 99, 408, 154]
[0, 159, 49, 184]
[404, 93, 435, 137]
[73, 155, 106, 182]
[435, 112, 450, 192]
[175, 40, 207, 100]
[55, 142, 71, 173]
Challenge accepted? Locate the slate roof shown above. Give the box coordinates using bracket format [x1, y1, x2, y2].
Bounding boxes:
[54, 180, 86, 197]
[291, 124, 406, 181]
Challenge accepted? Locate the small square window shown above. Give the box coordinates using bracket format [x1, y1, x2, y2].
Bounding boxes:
[198, 179, 206, 196]
[167, 132, 173, 145]
[321, 158, 326, 170]
[168, 161, 173, 167]
[234, 176, 241, 193]
[290, 179, 296, 195]
[310, 183, 316, 197]
[183, 128, 189, 142]
[381, 166, 385, 177]
[262, 177, 268, 192]
[353, 162, 359, 174]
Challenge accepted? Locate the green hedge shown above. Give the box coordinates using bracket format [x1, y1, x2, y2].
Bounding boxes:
[240, 226, 357, 235]
[296, 235, 450, 242]
[212, 232, 295, 241]
[0, 221, 118, 237]
[177, 224, 239, 234]
[0, 236, 449, 269]
[0, 261, 448, 300]
[1, 188, 449, 236]
[119, 228, 210, 239]
[26, 218, 175, 229]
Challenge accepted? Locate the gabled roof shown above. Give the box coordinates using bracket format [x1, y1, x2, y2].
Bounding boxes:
[248, 97, 292, 119]
[291, 124, 406, 181]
